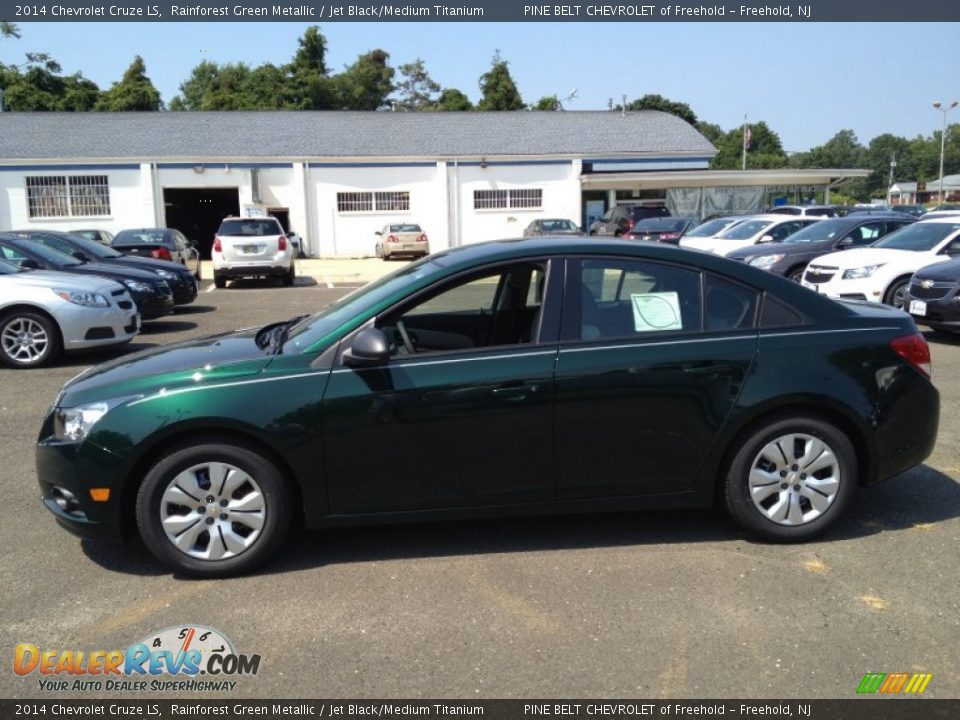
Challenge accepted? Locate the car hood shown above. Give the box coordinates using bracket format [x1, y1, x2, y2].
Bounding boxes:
[913, 258, 960, 281]
[3, 269, 121, 293]
[679, 237, 755, 255]
[104, 256, 192, 274]
[59, 327, 273, 407]
[70, 261, 165, 282]
[726, 240, 830, 261]
[808, 247, 930, 269]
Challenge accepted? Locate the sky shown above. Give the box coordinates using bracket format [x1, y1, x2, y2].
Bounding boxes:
[3, 21, 960, 155]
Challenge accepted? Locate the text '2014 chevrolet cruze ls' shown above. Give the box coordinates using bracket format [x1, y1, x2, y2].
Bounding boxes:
[37, 238, 939, 577]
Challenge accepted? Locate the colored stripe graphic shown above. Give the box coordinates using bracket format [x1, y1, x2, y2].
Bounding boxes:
[857, 673, 886, 693]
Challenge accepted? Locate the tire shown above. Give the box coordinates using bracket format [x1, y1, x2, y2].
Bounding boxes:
[194, 264, 202, 282]
[723, 416, 856, 542]
[136, 440, 293, 577]
[883, 277, 910, 309]
[375, 243, 383, 258]
[282, 264, 295, 287]
[787, 266, 805, 283]
[214, 273, 226, 289]
[0, 310, 62, 369]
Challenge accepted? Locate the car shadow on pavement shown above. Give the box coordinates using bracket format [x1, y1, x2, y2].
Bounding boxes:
[222, 276, 318, 289]
[922, 328, 960, 346]
[139, 320, 198, 334]
[174, 304, 217, 315]
[78, 464, 959, 579]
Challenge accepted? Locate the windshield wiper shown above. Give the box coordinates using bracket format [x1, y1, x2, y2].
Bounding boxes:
[271, 315, 308, 355]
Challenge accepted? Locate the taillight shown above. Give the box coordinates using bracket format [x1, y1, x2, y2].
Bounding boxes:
[150, 247, 172, 261]
[660, 232, 679, 241]
[278, 235, 288, 251]
[890, 333, 931, 377]
[388, 235, 399, 243]
[626, 219, 636, 230]
[213, 237, 222, 253]
[418, 234, 428, 243]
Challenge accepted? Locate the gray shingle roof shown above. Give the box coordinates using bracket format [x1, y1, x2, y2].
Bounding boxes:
[0, 111, 715, 161]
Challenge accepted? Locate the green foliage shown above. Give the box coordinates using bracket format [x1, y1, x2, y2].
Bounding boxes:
[477, 51, 524, 111]
[332, 49, 395, 110]
[394, 58, 440, 111]
[0, 61, 99, 111]
[1, 22, 20, 39]
[711, 121, 788, 169]
[531, 95, 561, 111]
[95, 56, 162, 111]
[626, 94, 698, 125]
[436, 88, 473, 111]
[288, 26, 333, 109]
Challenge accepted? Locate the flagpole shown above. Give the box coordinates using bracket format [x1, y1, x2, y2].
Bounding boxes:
[742, 114, 748, 171]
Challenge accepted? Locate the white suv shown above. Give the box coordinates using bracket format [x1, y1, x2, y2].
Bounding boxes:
[801, 217, 960, 308]
[212, 217, 296, 288]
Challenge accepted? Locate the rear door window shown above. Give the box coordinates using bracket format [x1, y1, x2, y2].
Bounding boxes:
[705, 275, 759, 331]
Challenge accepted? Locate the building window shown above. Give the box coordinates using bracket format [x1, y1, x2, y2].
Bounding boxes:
[336, 190, 411, 213]
[473, 188, 543, 210]
[26, 175, 111, 218]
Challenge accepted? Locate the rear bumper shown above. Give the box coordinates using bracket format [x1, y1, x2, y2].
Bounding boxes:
[869, 372, 940, 485]
[382, 242, 429, 257]
[214, 264, 289, 278]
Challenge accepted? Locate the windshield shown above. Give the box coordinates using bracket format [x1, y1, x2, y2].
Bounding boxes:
[389, 224, 422, 233]
[539, 219, 578, 232]
[782, 219, 847, 244]
[283, 255, 447, 352]
[218, 219, 282, 236]
[632, 218, 687, 232]
[685, 218, 741, 238]
[63, 233, 122, 258]
[114, 230, 169, 245]
[17, 241, 82, 267]
[873, 222, 960, 251]
[716, 219, 773, 240]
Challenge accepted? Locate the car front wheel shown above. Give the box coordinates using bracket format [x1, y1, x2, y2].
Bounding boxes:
[136, 441, 292, 577]
[883, 277, 910, 309]
[723, 416, 855, 542]
[0, 310, 61, 368]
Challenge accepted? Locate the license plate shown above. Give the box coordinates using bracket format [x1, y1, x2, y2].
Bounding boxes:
[909, 300, 927, 316]
[241, 244, 260, 254]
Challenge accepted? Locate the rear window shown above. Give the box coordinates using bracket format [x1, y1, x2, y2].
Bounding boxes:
[114, 230, 168, 245]
[717, 219, 773, 240]
[389, 224, 422, 233]
[629, 206, 669, 220]
[218, 219, 283, 236]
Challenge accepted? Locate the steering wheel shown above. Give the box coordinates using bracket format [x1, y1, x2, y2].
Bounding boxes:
[395, 319, 416, 355]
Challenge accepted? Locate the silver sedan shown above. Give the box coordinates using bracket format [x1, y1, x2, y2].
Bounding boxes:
[0, 260, 140, 368]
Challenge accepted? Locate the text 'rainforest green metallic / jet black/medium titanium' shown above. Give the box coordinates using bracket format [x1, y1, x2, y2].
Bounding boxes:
[36, 238, 939, 576]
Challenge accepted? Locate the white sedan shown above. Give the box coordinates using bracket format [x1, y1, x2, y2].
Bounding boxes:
[679, 215, 821, 256]
[0, 260, 139, 368]
[801, 217, 960, 308]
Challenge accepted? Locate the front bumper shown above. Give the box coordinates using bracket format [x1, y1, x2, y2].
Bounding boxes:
[906, 283, 960, 330]
[131, 288, 175, 320]
[62, 306, 140, 351]
[801, 272, 883, 302]
[171, 276, 198, 305]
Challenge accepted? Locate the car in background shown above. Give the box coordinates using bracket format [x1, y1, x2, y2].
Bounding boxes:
[890, 205, 927, 218]
[588, 204, 669, 237]
[0, 258, 138, 368]
[679, 215, 821, 256]
[920, 208, 960, 219]
[374, 223, 430, 260]
[212, 217, 296, 288]
[72, 229, 114, 245]
[522, 219, 583, 237]
[624, 216, 697, 244]
[11, 229, 198, 307]
[905, 258, 960, 333]
[802, 217, 960, 308]
[683, 216, 748, 241]
[726, 213, 916, 281]
[111, 228, 201, 280]
[0, 235, 174, 320]
[768, 205, 837, 217]
[36, 237, 939, 576]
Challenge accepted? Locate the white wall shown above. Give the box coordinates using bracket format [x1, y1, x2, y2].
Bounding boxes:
[309, 164, 446, 257]
[0, 167, 145, 234]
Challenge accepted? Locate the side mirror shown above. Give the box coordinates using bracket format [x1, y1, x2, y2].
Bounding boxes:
[758, 234, 775, 244]
[374, 231, 383, 236]
[836, 237, 855, 249]
[343, 327, 390, 368]
[20, 259, 41, 270]
[72, 250, 90, 262]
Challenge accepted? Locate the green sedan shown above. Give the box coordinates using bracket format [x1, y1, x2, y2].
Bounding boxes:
[36, 238, 940, 576]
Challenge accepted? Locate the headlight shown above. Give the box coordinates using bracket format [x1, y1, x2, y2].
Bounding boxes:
[52, 402, 110, 442]
[53, 289, 109, 307]
[748, 254, 785, 270]
[154, 269, 177, 280]
[842, 264, 885, 280]
[123, 279, 153, 293]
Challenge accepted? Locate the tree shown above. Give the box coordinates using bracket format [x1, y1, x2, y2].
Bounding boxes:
[531, 95, 561, 111]
[95, 56, 162, 111]
[394, 58, 440, 111]
[333, 49, 394, 110]
[1, 22, 19, 38]
[477, 51, 524, 111]
[710, 121, 788, 169]
[288, 26, 333, 109]
[436, 88, 473, 111]
[626, 94, 698, 125]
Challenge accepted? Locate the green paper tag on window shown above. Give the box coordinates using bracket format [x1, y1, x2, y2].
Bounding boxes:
[631, 292, 682, 332]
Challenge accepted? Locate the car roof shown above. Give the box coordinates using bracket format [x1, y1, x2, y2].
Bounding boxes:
[916, 215, 960, 224]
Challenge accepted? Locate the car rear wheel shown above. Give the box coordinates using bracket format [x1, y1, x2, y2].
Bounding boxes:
[0, 310, 61, 369]
[283, 263, 295, 287]
[136, 441, 292, 577]
[883, 277, 910, 309]
[723, 416, 855, 541]
[214, 273, 226, 289]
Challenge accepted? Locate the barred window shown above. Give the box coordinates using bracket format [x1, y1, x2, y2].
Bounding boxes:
[336, 191, 411, 214]
[473, 188, 543, 210]
[374, 191, 410, 212]
[26, 175, 110, 218]
[337, 192, 373, 213]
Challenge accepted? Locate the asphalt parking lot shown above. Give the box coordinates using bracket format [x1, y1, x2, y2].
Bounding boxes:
[1, 271, 958, 700]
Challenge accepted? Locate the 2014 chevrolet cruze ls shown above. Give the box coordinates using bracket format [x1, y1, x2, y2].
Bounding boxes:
[37, 238, 939, 576]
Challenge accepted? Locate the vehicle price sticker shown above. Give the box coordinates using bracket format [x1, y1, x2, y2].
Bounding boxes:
[631, 292, 682, 332]
[909, 300, 927, 316]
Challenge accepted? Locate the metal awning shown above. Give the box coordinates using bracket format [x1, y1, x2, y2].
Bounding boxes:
[580, 168, 870, 190]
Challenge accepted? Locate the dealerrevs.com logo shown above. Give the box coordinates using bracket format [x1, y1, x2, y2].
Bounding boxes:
[13, 625, 261, 692]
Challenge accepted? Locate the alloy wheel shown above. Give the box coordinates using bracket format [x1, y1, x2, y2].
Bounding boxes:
[1, 316, 50, 365]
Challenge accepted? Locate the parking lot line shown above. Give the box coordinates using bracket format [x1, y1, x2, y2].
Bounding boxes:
[204, 284, 216, 293]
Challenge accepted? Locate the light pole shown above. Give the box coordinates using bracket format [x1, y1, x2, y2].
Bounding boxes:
[933, 100, 958, 204]
[888, 153, 896, 205]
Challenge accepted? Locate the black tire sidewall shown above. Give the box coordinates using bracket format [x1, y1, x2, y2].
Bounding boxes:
[0, 310, 61, 368]
[724, 416, 856, 542]
[136, 442, 292, 577]
[884, 278, 909, 308]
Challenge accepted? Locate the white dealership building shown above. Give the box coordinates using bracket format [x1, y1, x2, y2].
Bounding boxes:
[0, 111, 863, 257]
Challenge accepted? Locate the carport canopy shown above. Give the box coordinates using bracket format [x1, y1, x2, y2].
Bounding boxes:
[580, 168, 871, 192]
